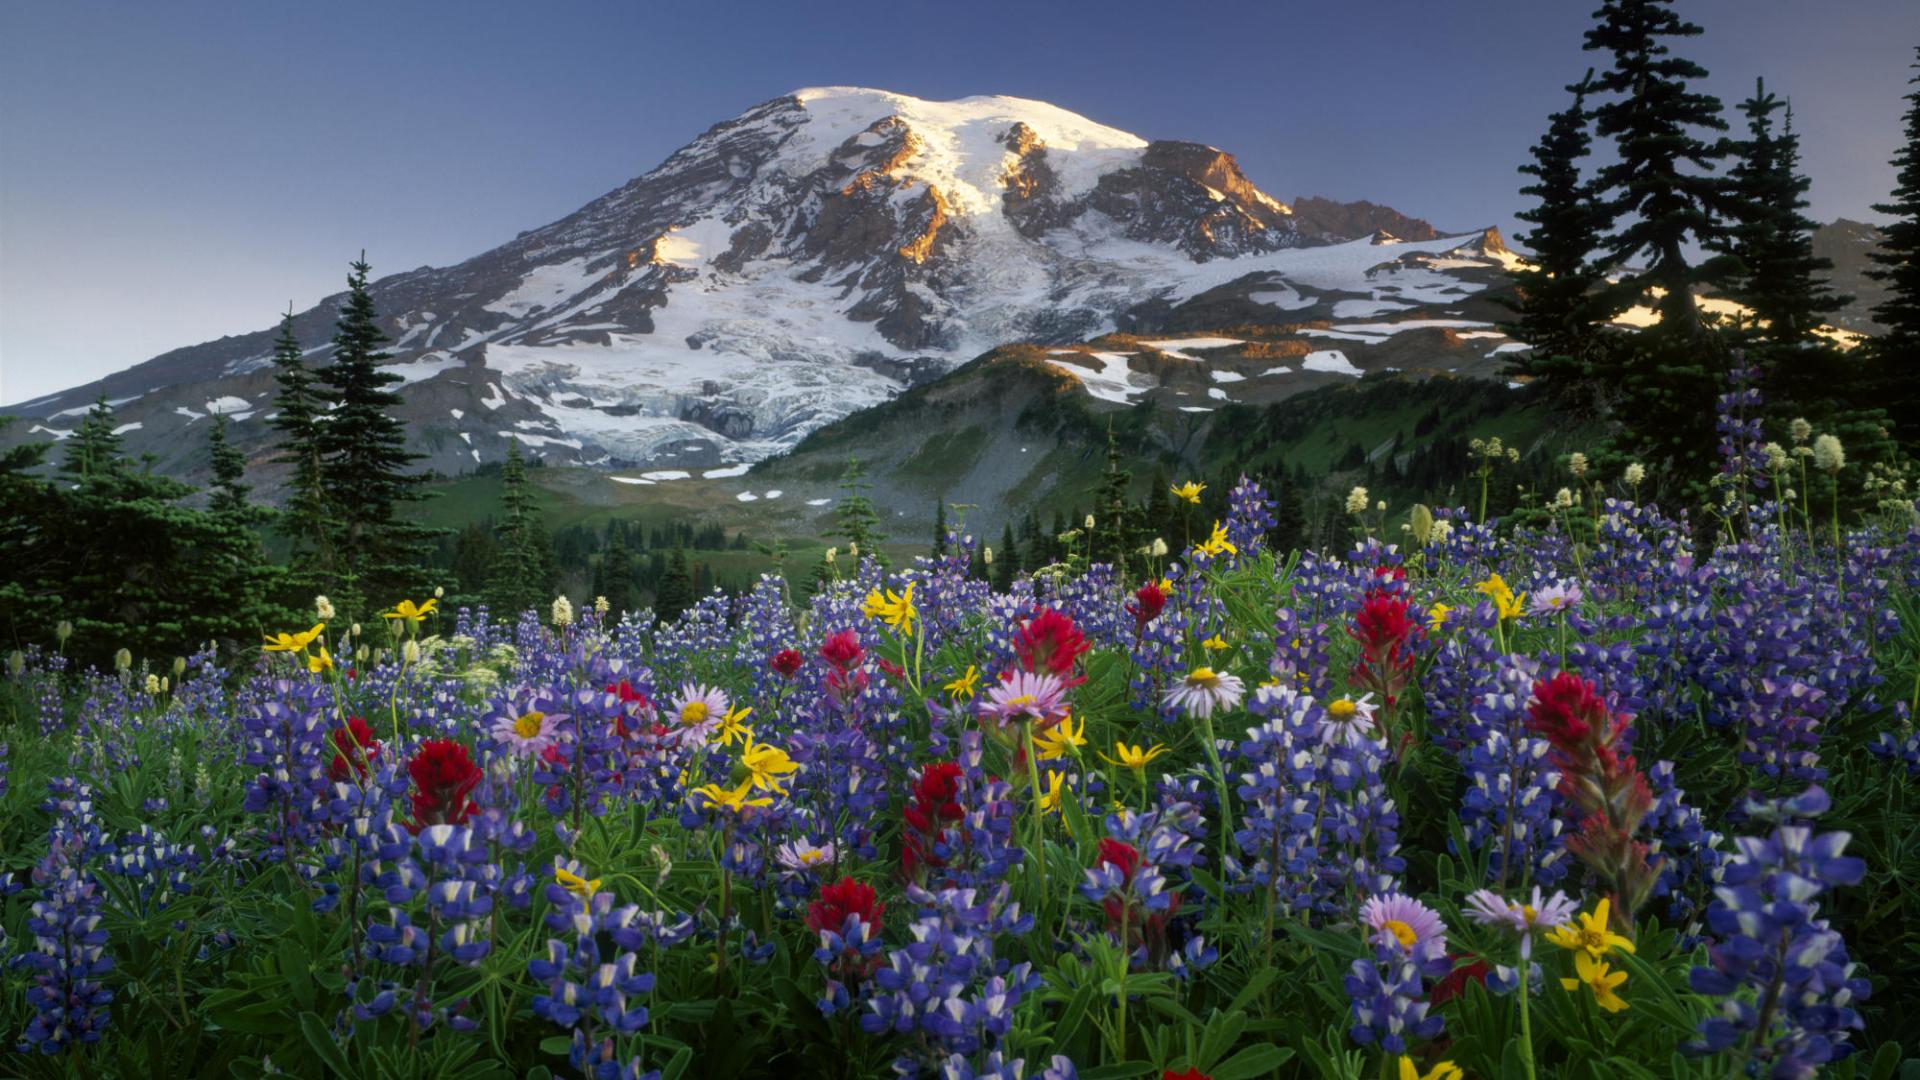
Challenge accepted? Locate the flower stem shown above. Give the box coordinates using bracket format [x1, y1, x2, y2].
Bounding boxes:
[1195, 712, 1234, 872]
[1518, 956, 1536, 1080]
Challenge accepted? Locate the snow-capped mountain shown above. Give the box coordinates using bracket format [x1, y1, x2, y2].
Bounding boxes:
[10, 87, 1518, 476]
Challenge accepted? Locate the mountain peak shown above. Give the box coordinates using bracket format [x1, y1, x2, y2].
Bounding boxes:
[10, 89, 1498, 484]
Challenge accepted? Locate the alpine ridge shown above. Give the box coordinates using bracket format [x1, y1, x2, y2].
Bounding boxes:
[9, 88, 1518, 480]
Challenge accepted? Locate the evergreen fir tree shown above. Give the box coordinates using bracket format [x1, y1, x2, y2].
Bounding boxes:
[1090, 426, 1137, 577]
[315, 256, 432, 607]
[0, 417, 58, 648]
[487, 440, 553, 618]
[601, 525, 635, 621]
[655, 548, 694, 622]
[268, 308, 332, 566]
[1505, 71, 1612, 402]
[1583, 0, 1737, 482]
[1017, 513, 1045, 572]
[31, 399, 274, 663]
[1718, 86, 1844, 347]
[1583, 0, 1733, 336]
[834, 457, 887, 565]
[449, 522, 497, 603]
[205, 416, 250, 518]
[195, 416, 285, 647]
[1142, 467, 1176, 556]
[1867, 47, 1920, 432]
[931, 500, 949, 558]
[59, 395, 126, 484]
[993, 522, 1019, 592]
[1273, 469, 1308, 557]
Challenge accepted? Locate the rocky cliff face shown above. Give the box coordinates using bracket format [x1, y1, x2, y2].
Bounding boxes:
[10, 87, 1501, 485]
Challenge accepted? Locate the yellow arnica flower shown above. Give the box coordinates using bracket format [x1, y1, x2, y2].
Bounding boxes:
[1201, 634, 1228, 652]
[1170, 480, 1206, 504]
[712, 705, 754, 747]
[1475, 573, 1527, 620]
[1099, 741, 1170, 771]
[307, 645, 334, 674]
[1544, 897, 1636, 961]
[383, 598, 439, 624]
[264, 624, 325, 652]
[944, 665, 981, 701]
[1037, 770, 1067, 814]
[740, 739, 799, 794]
[694, 779, 774, 814]
[1427, 603, 1452, 632]
[1192, 521, 1238, 560]
[1035, 714, 1086, 760]
[1560, 951, 1630, 1012]
[861, 583, 918, 632]
[555, 866, 601, 899]
[1399, 1058, 1464, 1080]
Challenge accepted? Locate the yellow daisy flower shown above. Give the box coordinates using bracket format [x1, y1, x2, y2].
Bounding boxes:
[861, 583, 918, 632]
[1170, 480, 1206, 505]
[555, 866, 601, 899]
[944, 665, 981, 700]
[263, 623, 325, 652]
[1560, 951, 1630, 1013]
[1544, 897, 1636, 961]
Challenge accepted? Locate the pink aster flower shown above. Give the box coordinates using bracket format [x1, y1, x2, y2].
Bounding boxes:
[776, 838, 838, 875]
[1162, 666, 1246, 720]
[1359, 891, 1448, 953]
[490, 707, 564, 757]
[1528, 581, 1584, 616]
[1464, 886, 1580, 959]
[667, 683, 730, 745]
[979, 669, 1071, 728]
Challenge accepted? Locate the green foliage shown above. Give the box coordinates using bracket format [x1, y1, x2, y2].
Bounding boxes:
[1866, 48, 1920, 434]
[313, 257, 439, 609]
[834, 457, 887, 566]
[0, 398, 289, 663]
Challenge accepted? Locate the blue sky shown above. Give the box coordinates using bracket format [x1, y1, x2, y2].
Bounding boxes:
[3, 0, 1915, 404]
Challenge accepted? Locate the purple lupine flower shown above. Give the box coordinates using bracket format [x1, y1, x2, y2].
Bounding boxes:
[1683, 785, 1869, 1078]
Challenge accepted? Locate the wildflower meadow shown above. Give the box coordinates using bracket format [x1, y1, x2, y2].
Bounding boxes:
[2, 369, 1919, 1080]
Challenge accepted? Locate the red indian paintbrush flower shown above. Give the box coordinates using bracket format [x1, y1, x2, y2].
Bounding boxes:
[769, 648, 804, 678]
[327, 716, 380, 782]
[806, 876, 885, 935]
[1015, 608, 1090, 682]
[407, 738, 482, 829]
[1526, 672, 1660, 929]
[1348, 589, 1420, 710]
[902, 761, 967, 879]
[820, 630, 864, 671]
[1127, 581, 1169, 635]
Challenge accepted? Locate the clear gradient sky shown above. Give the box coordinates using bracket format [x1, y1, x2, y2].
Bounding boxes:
[2, 0, 1916, 404]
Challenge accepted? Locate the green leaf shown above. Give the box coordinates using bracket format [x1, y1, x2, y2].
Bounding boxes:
[1226, 968, 1277, 1015]
[1079, 1063, 1156, 1080]
[661, 1045, 694, 1080]
[539, 1036, 574, 1056]
[298, 1012, 352, 1078]
[1208, 1044, 1295, 1080]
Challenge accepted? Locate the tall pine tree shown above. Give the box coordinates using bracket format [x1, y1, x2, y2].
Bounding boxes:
[1718, 83, 1844, 347]
[487, 439, 553, 617]
[1584, 0, 1733, 336]
[1506, 70, 1612, 404]
[315, 257, 432, 608]
[1867, 47, 1920, 433]
[268, 308, 332, 568]
[834, 457, 887, 565]
[655, 548, 694, 623]
[1583, 0, 1736, 483]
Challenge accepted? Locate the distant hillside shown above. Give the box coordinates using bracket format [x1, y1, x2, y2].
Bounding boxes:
[1812, 218, 1891, 334]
